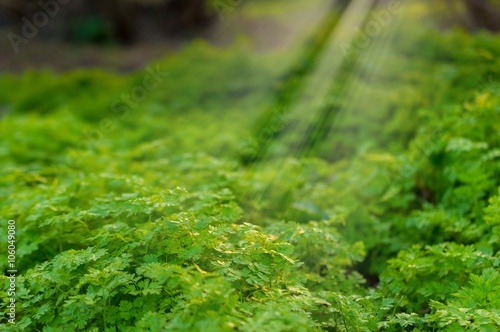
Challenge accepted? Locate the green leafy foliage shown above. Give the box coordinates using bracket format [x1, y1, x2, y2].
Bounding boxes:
[1, 3, 500, 331]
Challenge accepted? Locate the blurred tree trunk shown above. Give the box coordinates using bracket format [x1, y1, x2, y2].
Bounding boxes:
[95, 0, 137, 42]
[96, 0, 213, 42]
[464, 0, 500, 32]
[159, 0, 214, 36]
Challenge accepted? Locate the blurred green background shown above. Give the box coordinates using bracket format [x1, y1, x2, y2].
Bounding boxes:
[1, 1, 500, 331]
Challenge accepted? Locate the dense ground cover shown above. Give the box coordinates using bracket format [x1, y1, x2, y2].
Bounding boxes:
[1, 2, 500, 331]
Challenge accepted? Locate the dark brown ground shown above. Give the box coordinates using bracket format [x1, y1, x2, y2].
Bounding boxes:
[0, 1, 328, 73]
